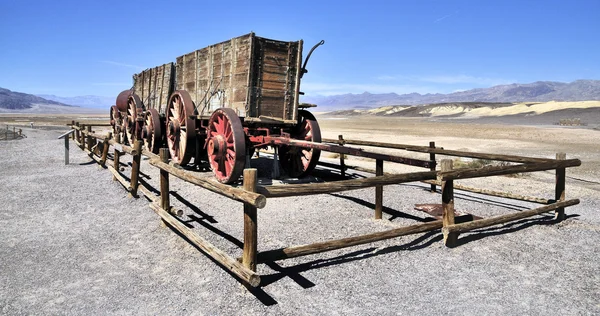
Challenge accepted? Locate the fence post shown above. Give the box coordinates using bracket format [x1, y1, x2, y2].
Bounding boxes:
[12, 127, 15, 140]
[160, 148, 170, 212]
[429, 141, 436, 192]
[441, 159, 458, 247]
[129, 140, 142, 197]
[555, 152, 566, 220]
[338, 135, 346, 177]
[375, 159, 383, 219]
[86, 125, 93, 153]
[242, 168, 258, 273]
[100, 133, 111, 167]
[76, 123, 82, 148]
[113, 134, 121, 181]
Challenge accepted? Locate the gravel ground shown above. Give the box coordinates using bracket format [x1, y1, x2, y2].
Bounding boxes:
[1, 128, 599, 315]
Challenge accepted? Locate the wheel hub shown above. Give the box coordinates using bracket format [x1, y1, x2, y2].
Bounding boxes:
[207, 135, 226, 159]
[168, 120, 180, 137]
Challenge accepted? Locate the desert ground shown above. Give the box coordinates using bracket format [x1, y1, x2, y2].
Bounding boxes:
[1, 113, 599, 315]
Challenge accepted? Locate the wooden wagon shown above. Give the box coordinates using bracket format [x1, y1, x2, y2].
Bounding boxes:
[110, 33, 325, 183]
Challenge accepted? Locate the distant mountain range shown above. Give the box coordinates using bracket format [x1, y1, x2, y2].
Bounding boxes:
[302, 80, 600, 111]
[2, 79, 600, 113]
[0, 87, 71, 110]
[36, 94, 114, 109]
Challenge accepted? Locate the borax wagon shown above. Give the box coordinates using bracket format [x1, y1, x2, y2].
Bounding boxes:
[110, 33, 325, 183]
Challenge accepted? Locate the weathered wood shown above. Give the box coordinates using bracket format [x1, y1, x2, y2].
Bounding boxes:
[255, 220, 443, 263]
[339, 135, 346, 177]
[443, 199, 580, 234]
[242, 169, 258, 272]
[107, 165, 132, 192]
[439, 159, 581, 181]
[148, 158, 267, 209]
[269, 137, 433, 168]
[159, 148, 170, 213]
[429, 141, 436, 192]
[113, 134, 121, 181]
[80, 123, 112, 127]
[258, 171, 437, 198]
[422, 180, 551, 204]
[130, 140, 142, 197]
[375, 159, 383, 219]
[76, 123, 83, 149]
[441, 159, 458, 247]
[149, 202, 260, 287]
[100, 134, 111, 166]
[86, 125, 93, 153]
[555, 153, 567, 220]
[322, 138, 552, 163]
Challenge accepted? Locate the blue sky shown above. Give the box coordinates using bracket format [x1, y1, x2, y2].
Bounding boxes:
[0, 0, 598, 97]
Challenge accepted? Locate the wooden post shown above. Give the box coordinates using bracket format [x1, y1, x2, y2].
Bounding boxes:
[242, 169, 258, 272]
[99, 133, 111, 167]
[129, 140, 142, 197]
[441, 159, 458, 247]
[75, 123, 81, 148]
[555, 152, 566, 220]
[339, 135, 346, 177]
[86, 125, 93, 153]
[429, 141, 436, 192]
[12, 127, 15, 139]
[19, 129, 22, 136]
[160, 148, 170, 212]
[375, 159, 383, 219]
[113, 134, 121, 181]
[71, 120, 75, 140]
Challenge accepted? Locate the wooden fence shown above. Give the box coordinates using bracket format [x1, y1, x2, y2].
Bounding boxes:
[67, 123, 581, 287]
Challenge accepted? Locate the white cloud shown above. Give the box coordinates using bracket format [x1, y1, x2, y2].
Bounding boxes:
[434, 10, 459, 23]
[375, 75, 397, 80]
[418, 75, 513, 86]
[301, 82, 439, 96]
[91, 82, 131, 86]
[100, 60, 144, 70]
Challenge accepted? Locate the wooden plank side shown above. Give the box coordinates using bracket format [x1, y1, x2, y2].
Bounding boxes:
[183, 52, 196, 98]
[175, 56, 184, 91]
[253, 37, 301, 121]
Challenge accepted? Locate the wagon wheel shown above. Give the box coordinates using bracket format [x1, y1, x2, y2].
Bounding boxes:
[109, 105, 122, 138]
[166, 90, 196, 165]
[124, 94, 145, 144]
[279, 110, 322, 178]
[206, 108, 246, 184]
[116, 90, 133, 112]
[142, 108, 163, 154]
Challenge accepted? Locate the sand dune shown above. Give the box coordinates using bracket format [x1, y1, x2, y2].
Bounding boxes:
[430, 101, 600, 117]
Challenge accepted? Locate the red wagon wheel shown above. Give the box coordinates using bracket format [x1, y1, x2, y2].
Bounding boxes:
[115, 90, 133, 112]
[166, 90, 196, 165]
[279, 110, 321, 178]
[206, 108, 246, 184]
[124, 94, 145, 144]
[109, 105, 122, 138]
[142, 108, 163, 154]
